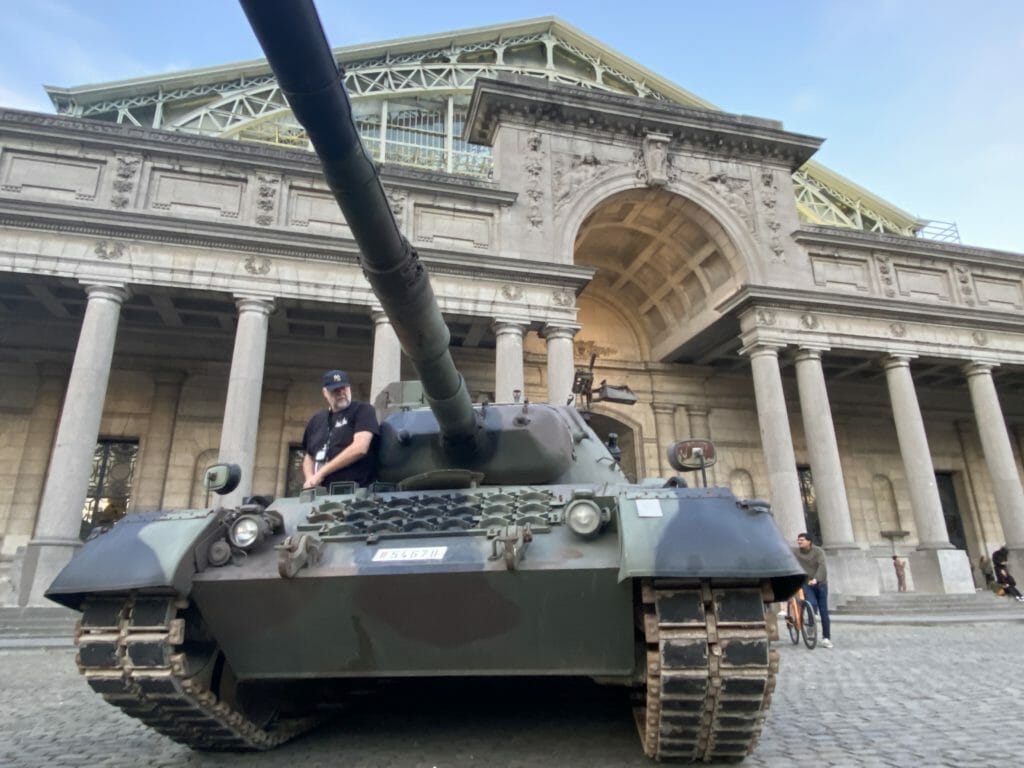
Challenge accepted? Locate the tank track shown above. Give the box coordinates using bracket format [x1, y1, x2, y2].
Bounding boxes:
[635, 579, 779, 763]
[74, 594, 318, 751]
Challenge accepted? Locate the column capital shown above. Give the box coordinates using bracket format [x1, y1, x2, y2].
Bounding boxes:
[739, 342, 785, 360]
[793, 346, 829, 363]
[234, 296, 275, 315]
[540, 323, 580, 341]
[82, 283, 131, 304]
[651, 402, 678, 416]
[882, 353, 917, 371]
[962, 361, 998, 378]
[370, 308, 391, 327]
[492, 319, 528, 337]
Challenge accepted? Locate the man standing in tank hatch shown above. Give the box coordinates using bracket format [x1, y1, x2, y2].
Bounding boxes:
[302, 369, 379, 490]
[794, 532, 833, 648]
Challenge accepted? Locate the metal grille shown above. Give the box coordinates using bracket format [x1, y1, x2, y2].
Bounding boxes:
[81, 439, 139, 539]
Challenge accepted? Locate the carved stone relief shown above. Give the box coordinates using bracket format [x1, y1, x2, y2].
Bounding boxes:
[701, 171, 754, 232]
[94, 241, 125, 261]
[890, 322, 907, 338]
[638, 132, 671, 187]
[501, 284, 523, 301]
[554, 152, 607, 214]
[110, 154, 142, 209]
[755, 308, 776, 326]
[244, 255, 272, 275]
[551, 288, 574, 307]
[386, 187, 407, 221]
[800, 313, 819, 329]
[758, 169, 785, 261]
[876, 254, 896, 297]
[523, 133, 546, 230]
[254, 173, 280, 227]
[954, 263, 975, 306]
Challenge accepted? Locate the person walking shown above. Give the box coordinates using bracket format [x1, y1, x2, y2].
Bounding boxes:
[794, 532, 833, 648]
[992, 546, 1024, 602]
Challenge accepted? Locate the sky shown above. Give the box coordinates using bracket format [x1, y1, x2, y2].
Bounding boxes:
[1, 0, 1022, 253]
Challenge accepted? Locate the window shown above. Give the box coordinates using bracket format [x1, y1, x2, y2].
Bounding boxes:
[81, 438, 139, 539]
[796, 465, 822, 545]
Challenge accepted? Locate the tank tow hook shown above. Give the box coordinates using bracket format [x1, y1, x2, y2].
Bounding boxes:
[276, 533, 325, 578]
[489, 524, 533, 570]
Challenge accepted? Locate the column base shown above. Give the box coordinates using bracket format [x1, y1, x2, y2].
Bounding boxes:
[18, 538, 82, 607]
[823, 548, 880, 598]
[907, 548, 975, 594]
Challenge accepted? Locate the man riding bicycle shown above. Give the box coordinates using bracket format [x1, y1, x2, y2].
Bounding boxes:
[794, 532, 833, 649]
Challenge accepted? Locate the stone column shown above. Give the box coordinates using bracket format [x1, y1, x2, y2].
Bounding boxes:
[20, 284, 129, 605]
[794, 349, 877, 596]
[883, 355, 973, 593]
[652, 403, 678, 476]
[131, 371, 185, 511]
[744, 344, 805, 541]
[370, 309, 402, 412]
[964, 362, 1024, 576]
[218, 297, 274, 508]
[542, 324, 578, 406]
[2, 363, 66, 558]
[493, 320, 527, 403]
[793, 349, 856, 549]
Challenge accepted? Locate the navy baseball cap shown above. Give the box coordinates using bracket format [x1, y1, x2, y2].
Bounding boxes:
[322, 370, 350, 391]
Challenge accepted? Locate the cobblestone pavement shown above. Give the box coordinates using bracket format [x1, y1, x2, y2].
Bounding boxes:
[2, 619, 1021, 768]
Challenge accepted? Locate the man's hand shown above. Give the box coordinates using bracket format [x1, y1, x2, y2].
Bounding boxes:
[808, 578, 818, 586]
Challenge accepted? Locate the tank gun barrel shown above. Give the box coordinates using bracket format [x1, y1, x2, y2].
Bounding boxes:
[239, 0, 478, 447]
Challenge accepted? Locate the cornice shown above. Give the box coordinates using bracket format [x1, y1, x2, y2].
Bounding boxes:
[0, 200, 590, 288]
[0, 108, 515, 204]
[793, 225, 1024, 266]
[466, 75, 823, 170]
[716, 285, 1024, 331]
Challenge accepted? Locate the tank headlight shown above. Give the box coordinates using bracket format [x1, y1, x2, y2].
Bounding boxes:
[565, 499, 603, 538]
[229, 515, 264, 550]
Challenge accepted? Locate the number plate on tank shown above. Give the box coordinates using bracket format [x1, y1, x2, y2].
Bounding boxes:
[372, 546, 448, 562]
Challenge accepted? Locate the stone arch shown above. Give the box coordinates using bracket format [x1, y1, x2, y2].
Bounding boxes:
[730, 469, 756, 499]
[557, 167, 763, 284]
[190, 448, 220, 508]
[872, 474, 901, 540]
[585, 406, 644, 482]
[559, 168, 762, 362]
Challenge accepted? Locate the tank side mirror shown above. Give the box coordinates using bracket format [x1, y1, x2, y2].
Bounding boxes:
[666, 440, 718, 472]
[203, 464, 242, 496]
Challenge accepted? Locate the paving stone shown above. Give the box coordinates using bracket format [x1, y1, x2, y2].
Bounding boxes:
[0, 621, 1021, 767]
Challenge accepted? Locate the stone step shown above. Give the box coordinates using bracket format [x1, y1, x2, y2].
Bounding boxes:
[0, 607, 79, 641]
[834, 591, 1021, 615]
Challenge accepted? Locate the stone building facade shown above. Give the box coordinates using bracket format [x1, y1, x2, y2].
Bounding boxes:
[1, 19, 1022, 605]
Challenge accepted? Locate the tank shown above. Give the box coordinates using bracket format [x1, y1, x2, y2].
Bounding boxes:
[45, 0, 806, 761]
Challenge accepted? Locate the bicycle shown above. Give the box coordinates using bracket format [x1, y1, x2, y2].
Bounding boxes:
[785, 586, 817, 649]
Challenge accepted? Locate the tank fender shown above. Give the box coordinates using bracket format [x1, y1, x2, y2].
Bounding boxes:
[616, 488, 805, 601]
[45, 508, 226, 610]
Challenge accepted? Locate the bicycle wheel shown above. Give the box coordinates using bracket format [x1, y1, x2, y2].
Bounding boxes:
[800, 601, 817, 649]
[786, 600, 799, 644]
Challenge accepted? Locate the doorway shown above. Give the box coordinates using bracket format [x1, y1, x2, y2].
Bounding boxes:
[935, 472, 967, 550]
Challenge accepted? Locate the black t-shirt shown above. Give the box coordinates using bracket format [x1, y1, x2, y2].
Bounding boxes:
[302, 401, 380, 487]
